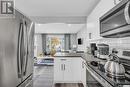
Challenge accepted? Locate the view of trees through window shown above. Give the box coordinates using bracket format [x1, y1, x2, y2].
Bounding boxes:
[46, 35, 65, 54]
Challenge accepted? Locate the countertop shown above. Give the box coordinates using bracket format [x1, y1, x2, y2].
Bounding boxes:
[54, 52, 106, 62]
[54, 52, 84, 58]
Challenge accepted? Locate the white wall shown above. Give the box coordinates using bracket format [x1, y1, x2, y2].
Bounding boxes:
[34, 34, 43, 57]
[35, 23, 85, 34]
[70, 34, 77, 49]
[77, 25, 87, 51]
[46, 34, 64, 38]
[34, 35, 37, 57]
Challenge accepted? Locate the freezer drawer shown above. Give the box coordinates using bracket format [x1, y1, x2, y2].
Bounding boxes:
[18, 74, 33, 87]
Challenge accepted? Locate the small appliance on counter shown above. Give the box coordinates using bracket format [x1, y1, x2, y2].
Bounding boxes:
[90, 43, 97, 57]
[97, 44, 109, 59]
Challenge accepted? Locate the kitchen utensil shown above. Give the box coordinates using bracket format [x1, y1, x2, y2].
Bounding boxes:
[98, 63, 105, 72]
[104, 53, 125, 78]
[90, 61, 98, 67]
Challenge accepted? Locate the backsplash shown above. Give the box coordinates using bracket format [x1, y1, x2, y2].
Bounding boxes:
[89, 37, 130, 50]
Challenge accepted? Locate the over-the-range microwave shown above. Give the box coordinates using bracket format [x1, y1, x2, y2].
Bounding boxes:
[100, 0, 130, 38]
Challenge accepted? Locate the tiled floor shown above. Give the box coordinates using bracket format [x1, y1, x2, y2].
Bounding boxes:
[33, 65, 54, 87]
[33, 65, 84, 87]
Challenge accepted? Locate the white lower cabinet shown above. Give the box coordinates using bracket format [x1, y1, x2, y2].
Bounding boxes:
[54, 57, 86, 87]
[54, 58, 64, 82]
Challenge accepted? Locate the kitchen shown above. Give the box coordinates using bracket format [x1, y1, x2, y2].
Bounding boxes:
[0, 0, 130, 87]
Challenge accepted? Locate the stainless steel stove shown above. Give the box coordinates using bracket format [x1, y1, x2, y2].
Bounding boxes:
[85, 49, 130, 87]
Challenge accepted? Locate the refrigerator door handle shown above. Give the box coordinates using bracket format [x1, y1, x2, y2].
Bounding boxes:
[23, 21, 28, 76]
[17, 22, 23, 78]
[23, 22, 34, 76]
[28, 22, 33, 36]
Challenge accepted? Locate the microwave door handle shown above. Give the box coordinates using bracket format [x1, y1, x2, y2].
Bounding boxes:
[124, 1, 130, 24]
[17, 22, 23, 78]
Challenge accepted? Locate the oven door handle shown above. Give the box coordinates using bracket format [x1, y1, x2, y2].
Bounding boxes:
[124, 1, 130, 24]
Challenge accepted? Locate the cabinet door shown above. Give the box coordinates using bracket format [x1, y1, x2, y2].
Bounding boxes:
[72, 58, 82, 82]
[81, 59, 86, 87]
[63, 58, 74, 82]
[54, 58, 64, 82]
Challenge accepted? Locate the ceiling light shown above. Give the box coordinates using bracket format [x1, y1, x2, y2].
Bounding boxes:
[37, 24, 41, 26]
[68, 24, 71, 27]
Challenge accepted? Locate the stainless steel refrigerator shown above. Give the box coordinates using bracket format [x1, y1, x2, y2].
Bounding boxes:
[0, 10, 34, 87]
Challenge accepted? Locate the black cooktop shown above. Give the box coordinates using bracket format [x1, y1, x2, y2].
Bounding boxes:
[87, 62, 130, 87]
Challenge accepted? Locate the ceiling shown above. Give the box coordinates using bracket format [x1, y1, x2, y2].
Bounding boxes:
[15, 0, 100, 23]
[15, 0, 100, 33]
[35, 23, 86, 34]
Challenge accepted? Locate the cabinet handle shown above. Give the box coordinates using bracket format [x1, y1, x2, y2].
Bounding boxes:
[82, 62, 84, 68]
[61, 64, 63, 70]
[60, 59, 67, 61]
[64, 64, 65, 70]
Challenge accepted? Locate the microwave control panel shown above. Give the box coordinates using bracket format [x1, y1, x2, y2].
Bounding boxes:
[123, 51, 130, 57]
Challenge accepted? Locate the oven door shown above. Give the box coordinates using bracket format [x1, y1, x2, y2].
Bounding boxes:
[85, 64, 114, 87]
[86, 65, 103, 87]
[100, 0, 130, 37]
